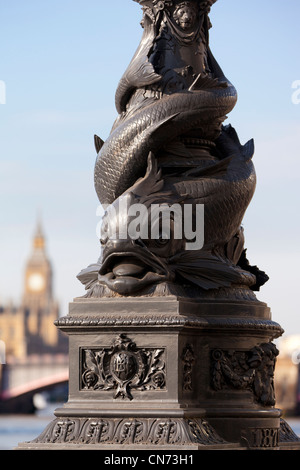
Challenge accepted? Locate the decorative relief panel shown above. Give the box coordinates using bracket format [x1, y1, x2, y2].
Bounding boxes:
[31, 416, 228, 447]
[182, 344, 195, 392]
[81, 334, 166, 400]
[211, 342, 279, 406]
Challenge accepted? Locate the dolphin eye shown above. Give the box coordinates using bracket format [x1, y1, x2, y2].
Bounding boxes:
[155, 233, 170, 246]
[100, 237, 108, 246]
[100, 224, 109, 245]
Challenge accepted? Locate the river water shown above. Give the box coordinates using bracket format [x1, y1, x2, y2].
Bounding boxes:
[0, 409, 300, 451]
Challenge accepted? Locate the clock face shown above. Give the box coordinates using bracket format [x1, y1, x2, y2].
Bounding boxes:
[27, 273, 45, 292]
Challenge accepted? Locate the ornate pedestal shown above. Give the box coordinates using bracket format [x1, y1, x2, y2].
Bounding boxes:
[17, 293, 300, 450]
[16, 0, 300, 452]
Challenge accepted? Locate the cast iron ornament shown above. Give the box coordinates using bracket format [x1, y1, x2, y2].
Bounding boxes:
[81, 334, 166, 400]
[211, 343, 279, 407]
[78, 0, 269, 298]
[31, 416, 227, 447]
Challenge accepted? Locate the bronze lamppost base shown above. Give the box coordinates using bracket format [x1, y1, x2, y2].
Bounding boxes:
[15, 0, 299, 453]
[17, 294, 300, 451]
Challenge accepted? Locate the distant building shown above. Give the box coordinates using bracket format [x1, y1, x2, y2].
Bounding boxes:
[0, 219, 67, 360]
[275, 335, 300, 416]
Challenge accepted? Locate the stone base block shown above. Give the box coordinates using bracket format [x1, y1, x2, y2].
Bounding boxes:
[17, 295, 300, 451]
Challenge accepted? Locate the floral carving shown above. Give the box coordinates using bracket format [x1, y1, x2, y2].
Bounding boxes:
[182, 344, 195, 391]
[211, 343, 279, 406]
[81, 334, 166, 400]
[31, 416, 227, 447]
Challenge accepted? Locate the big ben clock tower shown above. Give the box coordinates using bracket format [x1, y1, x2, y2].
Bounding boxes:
[23, 219, 52, 310]
[0, 217, 67, 359]
[22, 218, 60, 351]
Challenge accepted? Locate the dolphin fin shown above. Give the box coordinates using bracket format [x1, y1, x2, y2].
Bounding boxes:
[189, 74, 228, 91]
[217, 125, 255, 161]
[94, 135, 105, 154]
[183, 155, 233, 178]
[241, 138, 255, 161]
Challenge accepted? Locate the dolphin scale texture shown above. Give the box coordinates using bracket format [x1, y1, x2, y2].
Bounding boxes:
[79, 0, 269, 298]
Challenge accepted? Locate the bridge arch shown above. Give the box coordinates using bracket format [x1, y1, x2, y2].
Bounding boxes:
[0, 371, 69, 414]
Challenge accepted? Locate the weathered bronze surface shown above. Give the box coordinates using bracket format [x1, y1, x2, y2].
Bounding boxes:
[18, 0, 300, 451]
[18, 297, 299, 450]
[79, 0, 268, 299]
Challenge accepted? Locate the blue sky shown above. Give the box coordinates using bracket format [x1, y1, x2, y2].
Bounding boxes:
[0, 0, 299, 336]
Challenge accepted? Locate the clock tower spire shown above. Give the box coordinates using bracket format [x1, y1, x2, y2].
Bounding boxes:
[0, 217, 67, 358]
[21, 216, 62, 351]
[23, 217, 52, 310]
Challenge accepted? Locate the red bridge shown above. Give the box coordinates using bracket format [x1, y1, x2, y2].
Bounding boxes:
[0, 354, 69, 413]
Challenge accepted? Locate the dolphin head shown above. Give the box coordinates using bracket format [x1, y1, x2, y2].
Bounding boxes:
[97, 159, 185, 295]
